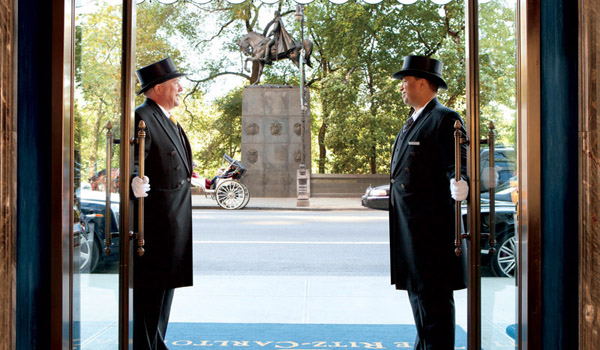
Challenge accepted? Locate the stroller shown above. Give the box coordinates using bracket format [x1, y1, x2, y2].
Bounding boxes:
[192, 154, 250, 210]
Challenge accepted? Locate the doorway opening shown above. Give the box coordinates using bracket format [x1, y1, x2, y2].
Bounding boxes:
[71, 0, 519, 349]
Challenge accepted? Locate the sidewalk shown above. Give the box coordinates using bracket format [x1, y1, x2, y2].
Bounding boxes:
[192, 195, 367, 210]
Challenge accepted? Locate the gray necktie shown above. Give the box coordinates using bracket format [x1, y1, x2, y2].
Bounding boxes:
[403, 117, 415, 133]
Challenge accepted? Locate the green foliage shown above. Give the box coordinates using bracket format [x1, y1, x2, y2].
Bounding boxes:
[75, 2, 124, 180]
[74, 0, 517, 180]
[305, 0, 468, 173]
[192, 87, 244, 177]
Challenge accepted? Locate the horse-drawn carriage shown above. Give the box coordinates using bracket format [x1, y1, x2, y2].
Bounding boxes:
[192, 154, 250, 210]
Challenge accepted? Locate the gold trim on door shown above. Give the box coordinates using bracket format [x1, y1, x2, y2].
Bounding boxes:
[517, 0, 542, 349]
[119, 1, 137, 348]
[464, 0, 482, 348]
[51, 0, 75, 348]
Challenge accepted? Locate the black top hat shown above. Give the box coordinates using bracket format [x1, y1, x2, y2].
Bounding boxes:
[136, 57, 186, 95]
[392, 55, 448, 90]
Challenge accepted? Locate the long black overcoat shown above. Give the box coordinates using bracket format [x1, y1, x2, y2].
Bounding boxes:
[133, 98, 193, 289]
[389, 98, 467, 292]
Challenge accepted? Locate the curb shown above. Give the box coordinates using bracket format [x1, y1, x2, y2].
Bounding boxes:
[191, 205, 369, 211]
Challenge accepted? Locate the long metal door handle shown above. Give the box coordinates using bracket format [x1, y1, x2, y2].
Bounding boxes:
[137, 120, 146, 256]
[487, 121, 496, 253]
[104, 121, 113, 256]
[454, 120, 463, 256]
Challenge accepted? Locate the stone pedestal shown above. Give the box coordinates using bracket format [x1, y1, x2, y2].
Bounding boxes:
[241, 85, 311, 197]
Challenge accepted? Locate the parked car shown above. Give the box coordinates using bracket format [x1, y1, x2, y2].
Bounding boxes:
[361, 184, 517, 277]
[76, 189, 120, 273]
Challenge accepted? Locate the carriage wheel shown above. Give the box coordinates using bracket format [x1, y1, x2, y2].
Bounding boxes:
[215, 181, 247, 210]
[240, 183, 250, 209]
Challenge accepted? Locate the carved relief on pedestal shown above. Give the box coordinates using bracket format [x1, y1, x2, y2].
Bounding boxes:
[270, 122, 282, 136]
[247, 149, 259, 164]
[293, 122, 302, 136]
[294, 150, 302, 163]
[246, 123, 259, 135]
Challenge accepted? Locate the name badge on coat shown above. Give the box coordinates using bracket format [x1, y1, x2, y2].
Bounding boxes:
[408, 141, 420, 146]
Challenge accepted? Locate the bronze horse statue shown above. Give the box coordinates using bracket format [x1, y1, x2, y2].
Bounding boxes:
[238, 31, 313, 85]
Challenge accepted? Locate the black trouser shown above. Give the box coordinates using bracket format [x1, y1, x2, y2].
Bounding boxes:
[407, 289, 455, 350]
[134, 286, 175, 350]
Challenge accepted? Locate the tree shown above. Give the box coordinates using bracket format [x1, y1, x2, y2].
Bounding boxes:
[75, 2, 124, 180]
[75, 0, 517, 179]
[190, 87, 244, 176]
[75, 0, 209, 181]
[305, 0, 466, 174]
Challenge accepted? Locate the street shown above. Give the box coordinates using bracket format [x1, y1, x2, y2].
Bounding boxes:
[192, 209, 390, 276]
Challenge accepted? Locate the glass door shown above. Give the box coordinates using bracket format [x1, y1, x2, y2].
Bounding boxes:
[478, 1, 518, 348]
[464, 0, 518, 348]
[72, 1, 136, 349]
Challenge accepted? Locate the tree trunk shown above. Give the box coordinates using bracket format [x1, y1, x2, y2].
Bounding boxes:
[318, 121, 327, 174]
[367, 64, 378, 174]
[318, 57, 330, 174]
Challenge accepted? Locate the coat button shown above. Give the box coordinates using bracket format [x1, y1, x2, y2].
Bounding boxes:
[405, 167, 410, 172]
[176, 165, 181, 170]
[410, 152, 416, 157]
[390, 179, 396, 184]
[186, 178, 191, 182]
[180, 180, 185, 185]
[171, 151, 176, 156]
[401, 184, 406, 189]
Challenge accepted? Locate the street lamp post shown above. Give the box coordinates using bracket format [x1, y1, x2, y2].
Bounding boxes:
[295, 4, 310, 207]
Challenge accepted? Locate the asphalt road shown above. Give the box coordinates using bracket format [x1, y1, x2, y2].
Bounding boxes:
[191, 209, 390, 276]
[93, 208, 493, 276]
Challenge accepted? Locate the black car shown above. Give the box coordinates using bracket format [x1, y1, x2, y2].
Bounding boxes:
[361, 184, 517, 277]
[76, 189, 120, 273]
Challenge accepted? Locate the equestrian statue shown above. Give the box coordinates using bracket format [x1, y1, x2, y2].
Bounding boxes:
[237, 10, 313, 85]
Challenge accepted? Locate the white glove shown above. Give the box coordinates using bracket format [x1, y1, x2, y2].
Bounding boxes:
[132, 176, 150, 198]
[481, 166, 499, 190]
[450, 178, 469, 201]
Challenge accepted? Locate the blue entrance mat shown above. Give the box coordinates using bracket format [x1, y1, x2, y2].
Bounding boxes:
[165, 323, 468, 349]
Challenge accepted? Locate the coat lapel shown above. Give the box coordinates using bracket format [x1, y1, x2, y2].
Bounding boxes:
[147, 99, 192, 174]
[391, 98, 439, 177]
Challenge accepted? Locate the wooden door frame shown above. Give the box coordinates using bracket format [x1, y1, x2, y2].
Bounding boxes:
[578, 0, 600, 347]
[0, 0, 17, 347]
[42, 0, 546, 349]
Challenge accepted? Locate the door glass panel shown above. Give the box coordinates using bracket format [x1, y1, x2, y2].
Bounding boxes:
[478, 0, 518, 348]
[73, 1, 123, 348]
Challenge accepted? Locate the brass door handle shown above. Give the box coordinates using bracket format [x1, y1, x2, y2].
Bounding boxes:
[453, 120, 469, 256]
[136, 120, 146, 256]
[104, 121, 113, 256]
[486, 121, 496, 253]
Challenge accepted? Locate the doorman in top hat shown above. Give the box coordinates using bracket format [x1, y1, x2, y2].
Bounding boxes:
[389, 55, 469, 349]
[131, 57, 193, 350]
